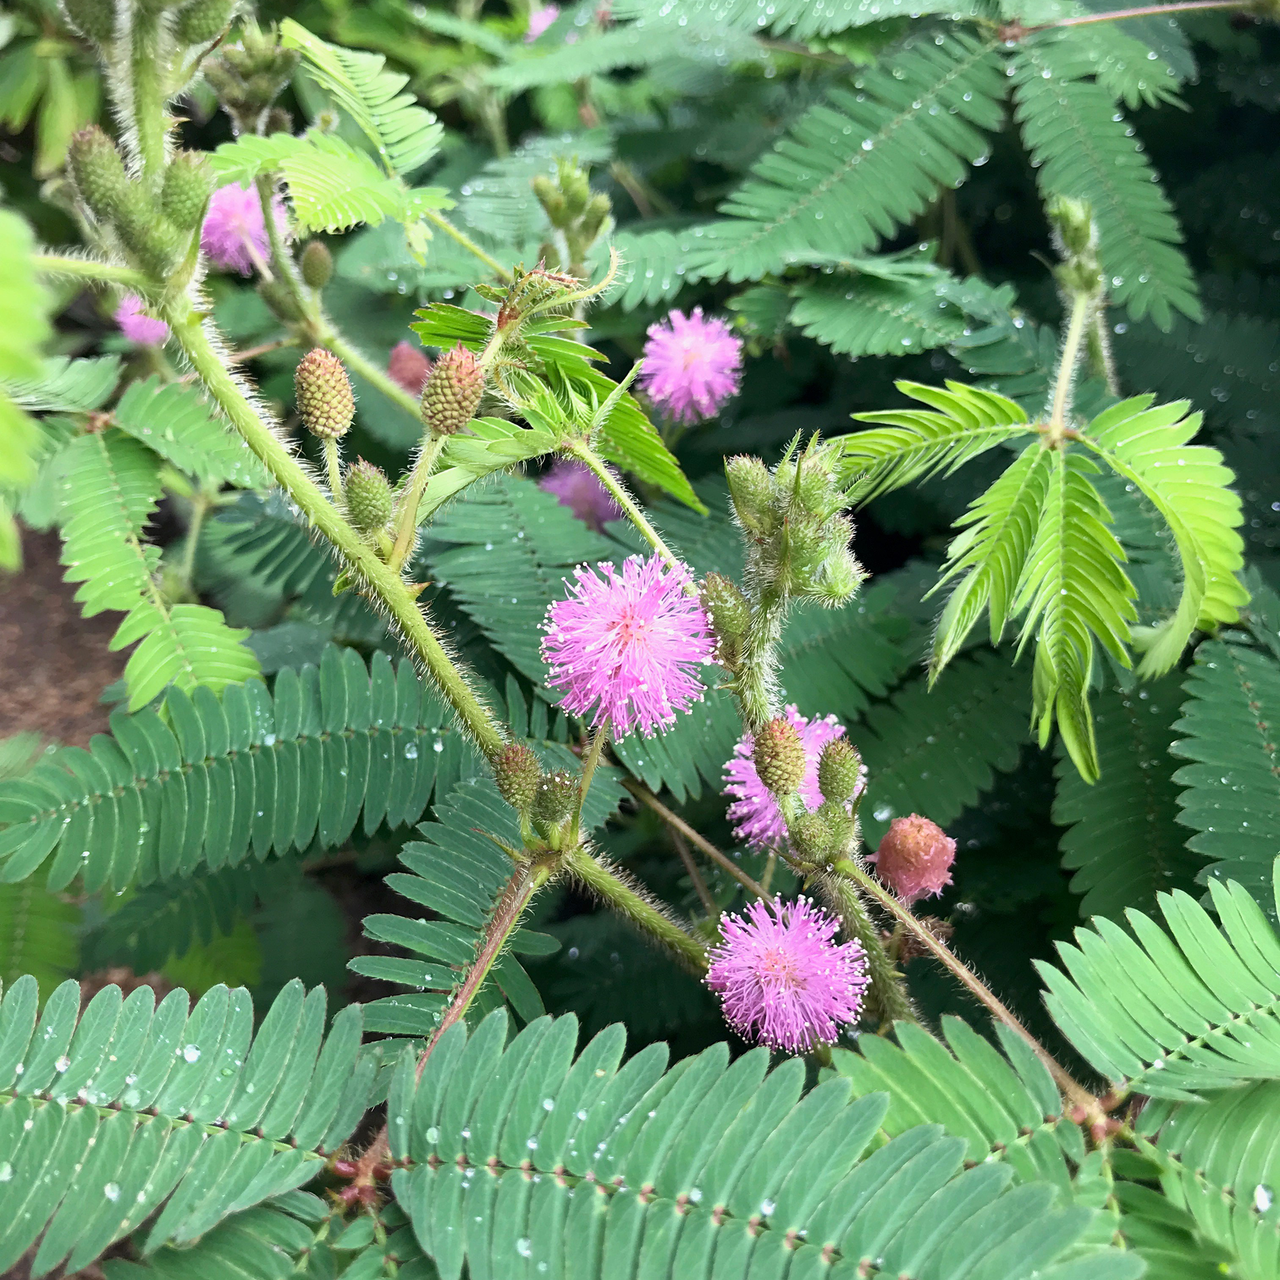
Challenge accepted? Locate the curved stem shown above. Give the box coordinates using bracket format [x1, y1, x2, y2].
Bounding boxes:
[1008, 0, 1241, 35]
[388, 434, 447, 573]
[323, 325, 424, 422]
[421, 207, 513, 283]
[569, 720, 610, 847]
[818, 871, 915, 1026]
[32, 255, 150, 290]
[833, 857, 1095, 1108]
[165, 302, 506, 763]
[672, 831, 718, 919]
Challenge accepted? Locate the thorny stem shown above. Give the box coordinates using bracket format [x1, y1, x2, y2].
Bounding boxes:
[818, 871, 915, 1026]
[833, 858, 1097, 1109]
[563, 845, 708, 973]
[624, 780, 770, 901]
[388, 434, 448, 573]
[1047, 291, 1091, 439]
[32, 255, 150, 290]
[570, 720, 610, 847]
[164, 302, 507, 762]
[672, 830, 719, 919]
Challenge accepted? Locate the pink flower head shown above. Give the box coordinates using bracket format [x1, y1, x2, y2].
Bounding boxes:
[870, 814, 956, 905]
[540, 554, 714, 737]
[724, 706, 845, 850]
[526, 4, 560, 40]
[639, 308, 742, 426]
[539, 460, 623, 531]
[388, 340, 432, 394]
[707, 897, 868, 1053]
[201, 183, 288, 275]
[115, 294, 169, 346]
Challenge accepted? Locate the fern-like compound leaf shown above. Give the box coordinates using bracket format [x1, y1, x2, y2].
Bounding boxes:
[1171, 640, 1280, 916]
[1076, 395, 1246, 677]
[1037, 869, 1280, 1100]
[387, 1009, 1139, 1280]
[0, 648, 476, 891]
[0, 976, 375, 1275]
[1010, 33, 1200, 330]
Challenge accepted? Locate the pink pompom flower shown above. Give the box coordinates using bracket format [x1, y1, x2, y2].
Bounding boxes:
[541, 554, 714, 738]
[201, 182, 288, 275]
[724, 706, 845, 850]
[115, 294, 169, 346]
[638, 308, 742, 425]
[539, 460, 623, 531]
[871, 814, 957, 905]
[526, 3, 560, 40]
[706, 897, 868, 1053]
[388, 340, 432, 394]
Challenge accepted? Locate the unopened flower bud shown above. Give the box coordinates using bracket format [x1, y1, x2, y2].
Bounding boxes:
[68, 126, 128, 221]
[258, 276, 303, 323]
[295, 348, 355, 439]
[725, 455, 774, 536]
[421, 343, 484, 436]
[388, 340, 432, 395]
[753, 718, 806, 798]
[817, 739, 863, 805]
[174, 0, 237, 44]
[579, 192, 613, 246]
[700, 573, 750, 665]
[160, 152, 213, 231]
[873, 815, 956, 905]
[531, 769, 579, 842]
[532, 173, 568, 226]
[300, 240, 333, 290]
[494, 742, 542, 815]
[788, 810, 832, 864]
[343, 460, 393, 536]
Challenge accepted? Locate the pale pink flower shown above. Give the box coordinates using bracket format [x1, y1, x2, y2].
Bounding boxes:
[639, 308, 742, 425]
[724, 706, 845, 850]
[871, 815, 956, 905]
[540, 554, 714, 737]
[539, 460, 622, 531]
[201, 182, 288, 275]
[115, 295, 169, 346]
[388, 340, 432, 394]
[706, 897, 868, 1053]
[526, 4, 560, 40]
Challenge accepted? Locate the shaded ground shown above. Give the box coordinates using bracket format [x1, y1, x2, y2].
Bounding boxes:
[0, 529, 126, 748]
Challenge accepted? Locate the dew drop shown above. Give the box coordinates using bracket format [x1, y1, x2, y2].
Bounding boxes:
[182, 1044, 201, 1063]
[104, 1182, 121, 1201]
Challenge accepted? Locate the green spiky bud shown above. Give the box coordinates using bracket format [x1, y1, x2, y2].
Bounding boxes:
[1047, 195, 1095, 260]
[343, 460, 393, 536]
[561, 165, 591, 217]
[300, 240, 333, 290]
[496, 266, 580, 330]
[789, 810, 833, 864]
[579, 192, 613, 246]
[817, 739, 863, 805]
[725, 455, 775, 536]
[174, 0, 237, 44]
[68, 126, 128, 221]
[531, 769, 579, 844]
[421, 344, 484, 437]
[295, 348, 355, 439]
[532, 174, 567, 226]
[753, 718, 806, 798]
[62, 0, 116, 44]
[160, 152, 213, 231]
[700, 573, 750, 666]
[494, 742, 542, 815]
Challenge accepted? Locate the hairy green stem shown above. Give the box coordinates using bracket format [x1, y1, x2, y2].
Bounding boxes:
[323, 438, 344, 501]
[421, 207, 513, 282]
[128, 10, 169, 181]
[671, 830, 719, 919]
[323, 326, 424, 421]
[177, 489, 212, 599]
[1047, 291, 1091, 436]
[818, 871, 915, 1026]
[165, 302, 506, 761]
[1012, 0, 1242, 34]
[32, 254, 150, 290]
[569, 720, 610, 847]
[563, 845, 708, 972]
[624, 780, 769, 900]
[389, 434, 447, 572]
[833, 858, 1095, 1107]
[737, 592, 785, 732]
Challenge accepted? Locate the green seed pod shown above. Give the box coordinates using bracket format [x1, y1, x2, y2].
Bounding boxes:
[68, 126, 128, 222]
[788, 810, 833, 865]
[817, 738, 863, 805]
[753, 717, 806, 798]
[160, 152, 213, 231]
[343, 459, 393, 536]
[174, 0, 237, 44]
[62, 0, 117, 44]
[493, 742, 542, 815]
[531, 769, 579, 844]
[300, 240, 333, 290]
[700, 572, 750, 666]
[295, 348, 355, 440]
[420, 344, 485, 437]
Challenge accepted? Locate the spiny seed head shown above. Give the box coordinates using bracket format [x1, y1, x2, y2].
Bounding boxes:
[295, 348, 354, 439]
[421, 343, 484, 436]
[874, 815, 956, 905]
[531, 769, 579, 838]
[493, 742, 543, 815]
[69, 126, 127, 221]
[62, 0, 116, 44]
[700, 573, 750, 663]
[752, 718, 806, 798]
[174, 0, 237, 44]
[725, 455, 774, 536]
[300, 240, 333, 289]
[817, 739, 864, 805]
[160, 152, 213, 231]
[788, 810, 832, 864]
[343, 460, 393, 535]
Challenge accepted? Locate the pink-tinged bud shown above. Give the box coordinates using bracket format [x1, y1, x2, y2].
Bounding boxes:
[421, 343, 484, 436]
[295, 348, 354, 439]
[752, 718, 806, 798]
[493, 742, 542, 815]
[873, 815, 956, 905]
[388, 340, 432, 395]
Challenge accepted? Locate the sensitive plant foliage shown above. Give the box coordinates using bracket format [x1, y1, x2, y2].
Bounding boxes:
[0, 0, 1278, 1275]
[540, 554, 715, 737]
[705, 897, 868, 1051]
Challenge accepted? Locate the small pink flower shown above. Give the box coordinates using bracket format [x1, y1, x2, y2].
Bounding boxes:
[706, 897, 868, 1053]
[541, 554, 714, 737]
[539, 460, 622, 531]
[201, 182, 288, 275]
[639, 308, 742, 425]
[724, 706, 845, 850]
[388, 340, 432, 394]
[526, 4, 560, 40]
[115, 295, 169, 346]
